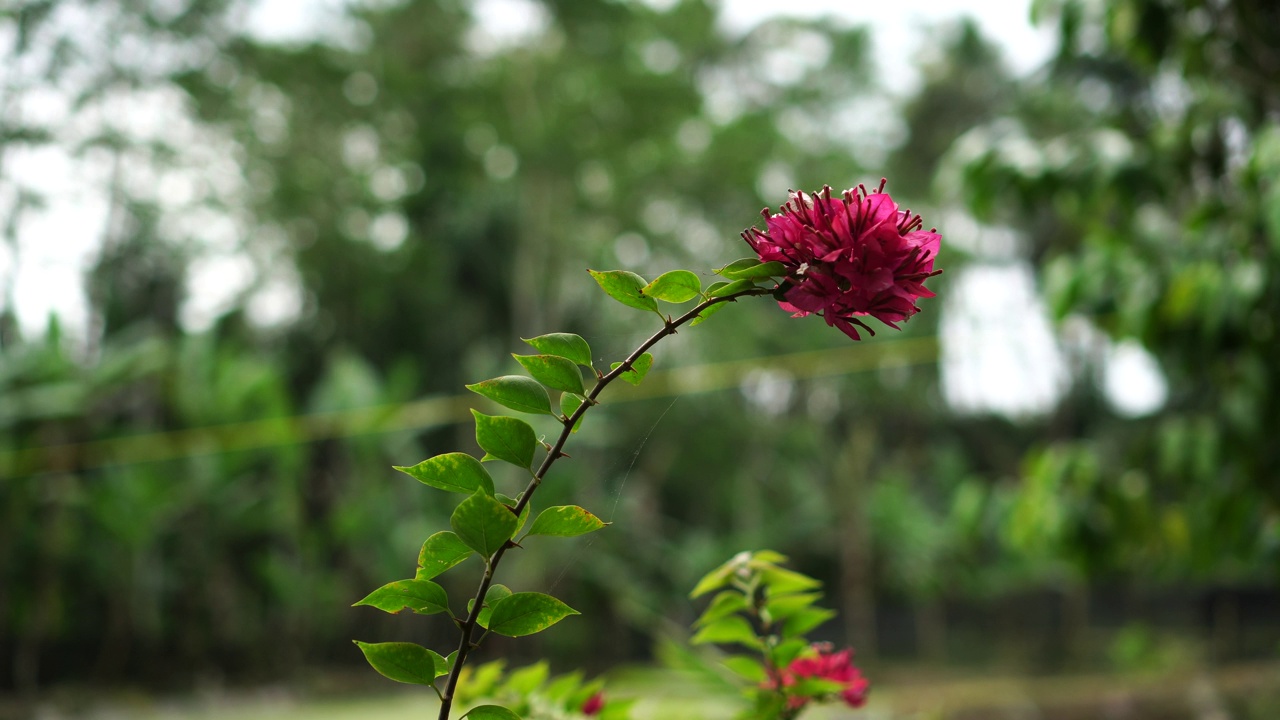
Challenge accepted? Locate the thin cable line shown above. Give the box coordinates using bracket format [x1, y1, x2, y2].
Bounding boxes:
[0, 336, 938, 478]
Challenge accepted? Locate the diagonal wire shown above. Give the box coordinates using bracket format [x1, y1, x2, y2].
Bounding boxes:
[0, 336, 938, 479]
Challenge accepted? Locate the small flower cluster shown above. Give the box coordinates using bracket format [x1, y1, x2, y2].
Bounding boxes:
[765, 643, 870, 710]
[744, 181, 941, 340]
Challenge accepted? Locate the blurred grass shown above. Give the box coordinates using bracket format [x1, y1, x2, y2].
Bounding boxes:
[17, 660, 1280, 720]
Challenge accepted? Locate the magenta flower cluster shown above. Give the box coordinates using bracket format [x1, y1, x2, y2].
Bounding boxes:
[744, 181, 942, 340]
[764, 643, 870, 710]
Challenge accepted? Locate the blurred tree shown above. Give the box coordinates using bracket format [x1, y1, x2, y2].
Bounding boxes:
[943, 0, 1280, 659]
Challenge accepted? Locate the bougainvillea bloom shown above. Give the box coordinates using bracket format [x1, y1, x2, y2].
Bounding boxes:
[763, 644, 870, 710]
[743, 180, 941, 340]
[580, 691, 605, 716]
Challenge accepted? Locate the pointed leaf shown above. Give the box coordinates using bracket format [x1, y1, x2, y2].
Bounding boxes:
[395, 453, 495, 495]
[543, 671, 584, 703]
[462, 705, 522, 720]
[526, 505, 607, 538]
[690, 615, 762, 649]
[642, 270, 701, 303]
[560, 393, 585, 433]
[501, 662, 550, 695]
[354, 641, 437, 685]
[466, 376, 554, 416]
[759, 566, 822, 595]
[781, 607, 835, 637]
[709, 278, 756, 297]
[451, 489, 519, 559]
[426, 648, 451, 678]
[722, 656, 767, 683]
[417, 531, 473, 579]
[476, 583, 513, 628]
[472, 410, 536, 469]
[694, 590, 748, 627]
[719, 259, 786, 280]
[690, 300, 729, 327]
[354, 579, 450, 616]
[610, 353, 652, 386]
[513, 354, 585, 395]
[496, 493, 532, 536]
[763, 592, 821, 621]
[486, 592, 580, 638]
[588, 269, 658, 312]
[522, 333, 593, 368]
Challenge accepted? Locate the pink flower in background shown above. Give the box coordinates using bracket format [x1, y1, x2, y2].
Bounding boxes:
[786, 645, 869, 708]
[580, 691, 605, 716]
[763, 644, 870, 710]
[743, 180, 942, 340]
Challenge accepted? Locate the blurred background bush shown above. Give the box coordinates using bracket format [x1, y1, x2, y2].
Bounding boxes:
[1, 0, 1278, 717]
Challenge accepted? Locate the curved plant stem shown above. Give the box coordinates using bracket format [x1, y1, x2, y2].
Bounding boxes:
[436, 286, 769, 720]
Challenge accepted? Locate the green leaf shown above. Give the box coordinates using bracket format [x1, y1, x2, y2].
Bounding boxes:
[466, 376, 554, 416]
[772, 638, 809, 667]
[690, 615, 762, 649]
[526, 505, 607, 538]
[610, 353, 653, 386]
[395, 452, 495, 495]
[417, 531, 473, 579]
[715, 258, 759, 276]
[722, 656, 767, 683]
[486, 592, 580, 638]
[461, 660, 507, 700]
[501, 661, 550, 695]
[495, 493, 532, 536]
[719, 259, 787, 280]
[791, 677, 848, 696]
[694, 590, 747, 627]
[353, 641, 437, 685]
[426, 648, 452, 678]
[513, 354, 585, 395]
[354, 579, 450, 615]
[763, 592, 821, 622]
[709, 278, 756, 297]
[451, 489, 519, 559]
[476, 584, 513, 629]
[588, 269, 658, 313]
[522, 333, 593, 368]
[690, 554, 743, 598]
[543, 671, 583, 703]
[760, 566, 822, 595]
[690, 300, 729, 327]
[781, 607, 836, 638]
[642, 270, 701, 303]
[462, 705, 522, 720]
[560, 393, 585, 433]
[472, 410, 537, 470]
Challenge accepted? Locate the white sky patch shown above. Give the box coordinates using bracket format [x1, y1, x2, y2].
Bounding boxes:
[940, 263, 1070, 418]
[1103, 339, 1168, 417]
[717, 0, 1054, 93]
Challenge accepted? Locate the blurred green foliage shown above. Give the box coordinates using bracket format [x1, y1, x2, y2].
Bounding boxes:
[0, 0, 1277, 698]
